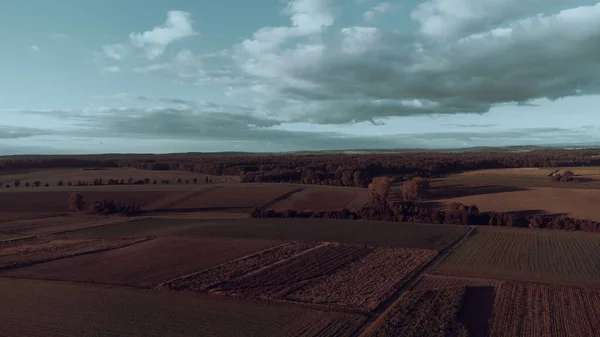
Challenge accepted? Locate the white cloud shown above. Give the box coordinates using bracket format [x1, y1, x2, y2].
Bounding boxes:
[102, 66, 121, 73]
[102, 44, 128, 60]
[129, 11, 198, 59]
[362, 2, 391, 23]
[410, 0, 574, 38]
[30, 45, 40, 52]
[226, 2, 600, 124]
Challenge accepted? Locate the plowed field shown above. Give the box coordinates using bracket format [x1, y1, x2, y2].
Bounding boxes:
[434, 227, 600, 288]
[1, 237, 283, 287]
[490, 283, 600, 337]
[214, 243, 372, 299]
[0, 278, 364, 337]
[365, 288, 470, 337]
[0, 236, 148, 270]
[270, 187, 371, 211]
[414, 274, 504, 291]
[159, 241, 320, 293]
[287, 247, 437, 311]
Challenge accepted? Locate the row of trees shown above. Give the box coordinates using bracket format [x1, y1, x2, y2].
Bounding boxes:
[251, 176, 600, 233]
[549, 170, 577, 182]
[68, 193, 140, 216]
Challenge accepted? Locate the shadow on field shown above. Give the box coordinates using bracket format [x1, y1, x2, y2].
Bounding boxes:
[427, 184, 528, 200]
[458, 286, 495, 337]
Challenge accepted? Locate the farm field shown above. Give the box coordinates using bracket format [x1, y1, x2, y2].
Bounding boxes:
[364, 288, 471, 337]
[0, 215, 145, 235]
[61, 217, 469, 250]
[163, 243, 436, 312]
[433, 227, 600, 288]
[0, 190, 183, 213]
[490, 282, 600, 337]
[1, 237, 284, 287]
[270, 187, 371, 212]
[168, 185, 300, 213]
[413, 274, 504, 291]
[0, 278, 365, 337]
[0, 236, 148, 270]
[436, 187, 600, 221]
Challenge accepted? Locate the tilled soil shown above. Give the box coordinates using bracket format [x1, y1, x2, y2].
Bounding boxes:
[0, 278, 365, 337]
[365, 288, 469, 337]
[287, 247, 437, 312]
[1, 237, 283, 287]
[0, 236, 149, 270]
[213, 243, 373, 299]
[159, 241, 320, 293]
[413, 274, 505, 291]
[490, 282, 600, 337]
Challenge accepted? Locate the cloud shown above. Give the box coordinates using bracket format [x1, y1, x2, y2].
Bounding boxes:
[0, 126, 50, 139]
[129, 11, 198, 59]
[102, 44, 129, 61]
[363, 2, 391, 22]
[102, 66, 121, 73]
[30, 45, 40, 52]
[226, 1, 600, 124]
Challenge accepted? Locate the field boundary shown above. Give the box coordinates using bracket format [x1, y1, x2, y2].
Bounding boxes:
[0, 236, 154, 272]
[354, 226, 477, 337]
[48, 216, 152, 236]
[257, 188, 304, 211]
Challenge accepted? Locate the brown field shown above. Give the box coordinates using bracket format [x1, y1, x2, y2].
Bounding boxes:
[212, 243, 372, 300]
[0, 278, 365, 337]
[159, 241, 320, 293]
[61, 218, 469, 251]
[365, 288, 470, 337]
[413, 274, 504, 291]
[434, 227, 600, 288]
[168, 185, 299, 212]
[271, 187, 371, 211]
[287, 247, 437, 312]
[0, 215, 146, 236]
[0, 236, 148, 270]
[0, 190, 183, 213]
[1, 237, 283, 287]
[438, 187, 600, 221]
[0, 167, 235, 185]
[490, 282, 600, 337]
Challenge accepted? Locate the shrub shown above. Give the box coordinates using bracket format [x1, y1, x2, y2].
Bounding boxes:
[68, 193, 85, 211]
[33, 181, 41, 187]
[14, 180, 21, 187]
[57, 180, 64, 186]
[89, 199, 141, 216]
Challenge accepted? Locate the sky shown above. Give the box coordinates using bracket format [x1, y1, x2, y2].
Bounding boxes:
[1, 0, 600, 154]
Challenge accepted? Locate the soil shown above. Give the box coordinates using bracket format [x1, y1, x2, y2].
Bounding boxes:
[270, 188, 371, 211]
[1, 237, 284, 287]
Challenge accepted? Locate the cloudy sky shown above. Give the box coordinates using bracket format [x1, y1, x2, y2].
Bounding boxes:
[1, 0, 600, 154]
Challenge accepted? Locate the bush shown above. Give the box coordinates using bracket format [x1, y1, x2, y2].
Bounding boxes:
[89, 199, 141, 216]
[33, 181, 41, 187]
[68, 193, 85, 211]
[14, 180, 21, 187]
[57, 180, 64, 186]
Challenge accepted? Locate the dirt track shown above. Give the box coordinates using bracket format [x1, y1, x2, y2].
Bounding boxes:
[271, 188, 371, 211]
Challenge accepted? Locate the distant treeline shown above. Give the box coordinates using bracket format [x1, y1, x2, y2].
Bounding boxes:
[252, 200, 600, 233]
[2, 149, 600, 187]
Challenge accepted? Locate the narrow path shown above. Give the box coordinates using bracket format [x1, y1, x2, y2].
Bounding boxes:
[352, 226, 477, 337]
[257, 188, 304, 212]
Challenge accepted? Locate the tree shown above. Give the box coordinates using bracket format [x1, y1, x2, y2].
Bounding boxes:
[177, 178, 182, 183]
[205, 176, 209, 183]
[33, 181, 41, 187]
[57, 180, 64, 186]
[401, 177, 430, 202]
[14, 180, 21, 187]
[25, 182, 30, 187]
[368, 177, 391, 201]
[144, 178, 150, 184]
[128, 177, 133, 184]
[192, 178, 198, 184]
[68, 193, 85, 211]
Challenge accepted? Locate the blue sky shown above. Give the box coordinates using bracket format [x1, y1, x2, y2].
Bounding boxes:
[1, 0, 600, 154]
